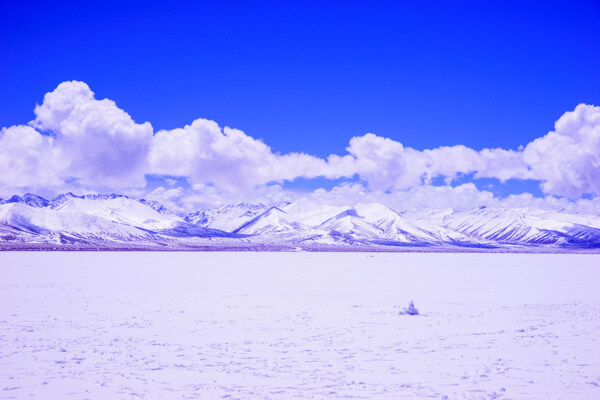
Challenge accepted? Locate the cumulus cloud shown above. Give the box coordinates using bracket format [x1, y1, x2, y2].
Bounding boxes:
[307, 181, 600, 215]
[0, 81, 153, 195]
[338, 107, 599, 196]
[309, 182, 495, 212]
[340, 134, 531, 191]
[148, 117, 351, 191]
[0, 125, 63, 193]
[523, 104, 600, 198]
[1, 80, 599, 209]
[344, 134, 417, 190]
[31, 81, 153, 188]
[144, 186, 185, 213]
[476, 148, 529, 182]
[149, 118, 275, 191]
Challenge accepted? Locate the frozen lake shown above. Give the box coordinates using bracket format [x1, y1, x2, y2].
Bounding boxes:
[1, 252, 599, 399]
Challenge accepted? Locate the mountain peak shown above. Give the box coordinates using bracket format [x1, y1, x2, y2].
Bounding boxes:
[138, 198, 176, 216]
[231, 206, 292, 234]
[333, 208, 361, 219]
[2, 195, 600, 249]
[50, 192, 81, 208]
[5, 193, 49, 208]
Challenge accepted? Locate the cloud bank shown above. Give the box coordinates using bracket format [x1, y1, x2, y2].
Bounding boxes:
[1, 81, 599, 211]
[2, 81, 153, 191]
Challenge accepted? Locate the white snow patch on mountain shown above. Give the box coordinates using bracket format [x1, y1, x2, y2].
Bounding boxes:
[2, 193, 600, 249]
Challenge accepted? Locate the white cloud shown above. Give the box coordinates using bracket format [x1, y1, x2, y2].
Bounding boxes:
[523, 104, 600, 198]
[338, 133, 531, 191]
[1, 80, 599, 210]
[306, 182, 600, 215]
[344, 133, 417, 190]
[31, 81, 154, 189]
[309, 182, 495, 212]
[144, 186, 185, 213]
[144, 183, 294, 212]
[0, 125, 63, 194]
[0, 81, 154, 195]
[476, 148, 529, 182]
[149, 117, 349, 191]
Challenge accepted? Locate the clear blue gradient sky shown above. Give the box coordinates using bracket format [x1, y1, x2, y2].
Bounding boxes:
[2, 1, 599, 155]
[1, 1, 600, 208]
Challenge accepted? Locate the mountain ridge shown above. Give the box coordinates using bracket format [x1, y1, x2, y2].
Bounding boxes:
[1, 193, 600, 250]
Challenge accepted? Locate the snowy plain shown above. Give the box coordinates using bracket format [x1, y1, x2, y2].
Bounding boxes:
[1, 252, 599, 400]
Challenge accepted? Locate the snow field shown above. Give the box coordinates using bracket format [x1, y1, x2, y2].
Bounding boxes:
[1, 252, 599, 399]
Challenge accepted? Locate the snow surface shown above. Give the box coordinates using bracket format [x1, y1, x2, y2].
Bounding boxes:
[3, 194, 600, 249]
[1, 252, 599, 399]
[186, 203, 268, 232]
[0, 203, 150, 237]
[54, 197, 179, 231]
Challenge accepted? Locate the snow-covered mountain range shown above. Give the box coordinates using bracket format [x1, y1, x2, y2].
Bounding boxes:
[1, 193, 600, 250]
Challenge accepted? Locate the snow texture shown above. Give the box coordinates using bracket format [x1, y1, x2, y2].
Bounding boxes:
[1, 252, 599, 399]
[3, 194, 600, 250]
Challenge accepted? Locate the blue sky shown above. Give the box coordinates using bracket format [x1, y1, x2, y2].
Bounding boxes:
[1, 1, 600, 210]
